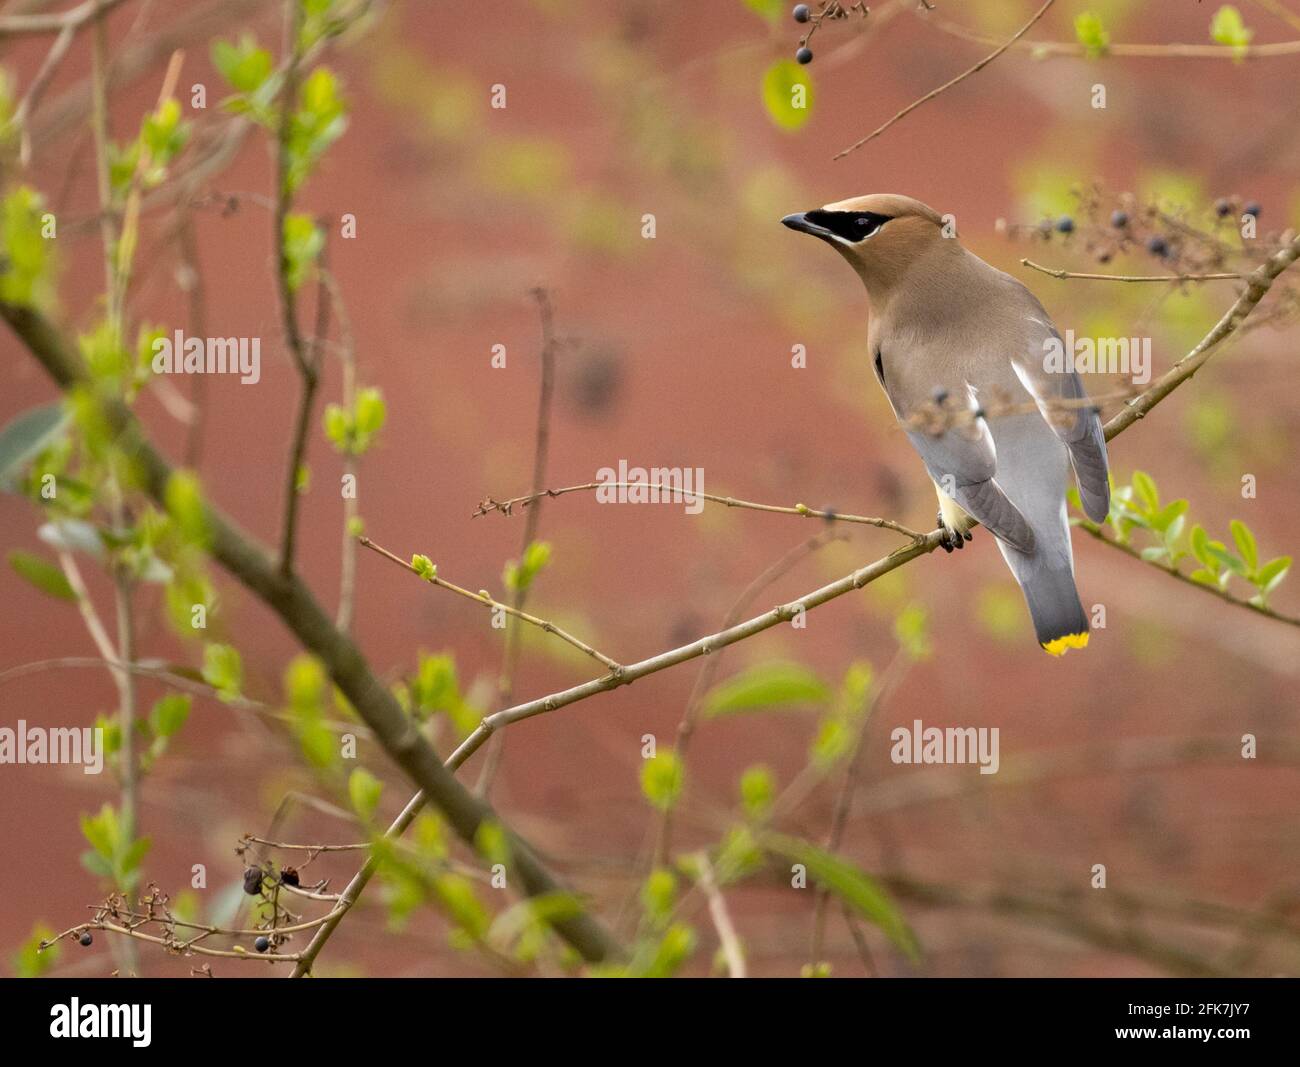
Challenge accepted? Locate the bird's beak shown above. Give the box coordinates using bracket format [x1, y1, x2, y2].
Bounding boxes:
[782, 211, 834, 242]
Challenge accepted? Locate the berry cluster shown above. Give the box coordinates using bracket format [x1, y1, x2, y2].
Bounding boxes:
[1001, 186, 1277, 274]
[791, 2, 871, 66]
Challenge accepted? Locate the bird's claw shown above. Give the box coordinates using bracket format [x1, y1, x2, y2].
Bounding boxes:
[937, 509, 973, 553]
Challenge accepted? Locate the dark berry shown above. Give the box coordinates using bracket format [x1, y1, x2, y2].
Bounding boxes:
[254, 936, 270, 953]
[1110, 210, 1128, 229]
[1214, 198, 1232, 218]
[793, 4, 811, 22]
[1243, 201, 1261, 218]
[1056, 216, 1075, 234]
[1146, 235, 1169, 258]
[795, 47, 813, 64]
[242, 866, 264, 896]
[279, 866, 300, 887]
[79, 931, 93, 947]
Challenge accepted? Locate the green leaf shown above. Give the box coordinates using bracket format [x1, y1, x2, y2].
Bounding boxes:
[285, 654, 327, 710]
[504, 540, 551, 592]
[164, 470, 209, 547]
[7, 551, 75, 601]
[640, 750, 684, 812]
[1254, 556, 1291, 596]
[148, 693, 191, 739]
[474, 820, 511, 866]
[1210, 5, 1253, 60]
[702, 661, 829, 718]
[1131, 470, 1159, 512]
[212, 35, 273, 94]
[201, 643, 242, 701]
[739, 764, 775, 819]
[80, 804, 119, 859]
[282, 212, 324, 292]
[11, 923, 59, 978]
[893, 602, 931, 660]
[640, 868, 677, 924]
[1074, 11, 1110, 58]
[0, 404, 65, 490]
[742, 0, 784, 21]
[487, 891, 584, 956]
[1253, 558, 1284, 600]
[766, 834, 920, 962]
[1188, 567, 1220, 588]
[1229, 519, 1258, 571]
[1150, 499, 1188, 534]
[761, 59, 813, 132]
[411, 554, 437, 581]
[1206, 543, 1248, 578]
[431, 873, 490, 941]
[348, 768, 383, 821]
[0, 186, 56, 307]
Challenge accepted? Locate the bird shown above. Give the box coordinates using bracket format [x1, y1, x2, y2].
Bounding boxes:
[782, 194, 1110, 656]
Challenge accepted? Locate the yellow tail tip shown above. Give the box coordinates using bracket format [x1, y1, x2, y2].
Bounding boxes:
[1040, 631, 1090, 657]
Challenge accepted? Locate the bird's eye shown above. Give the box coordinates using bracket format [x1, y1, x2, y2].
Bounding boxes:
[856, 216, 883, 238]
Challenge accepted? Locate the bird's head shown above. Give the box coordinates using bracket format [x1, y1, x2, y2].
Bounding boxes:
[782, 193, 954, 298]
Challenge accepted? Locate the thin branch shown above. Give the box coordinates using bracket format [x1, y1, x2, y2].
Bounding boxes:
[320, 269, 359, 632]
[0, 0, 132, 36]
[358, 536, 622, 672]
[11, 20, 76, 166]
[476, 287, 559, 797]
[923, 8, 1300, 60]
[1021, 258, 1244, 283]
[275, 0, 317, 576]
[833, 0, 1057, 160]
[695, 853, 746, 978]
[1076, 520, 1300, 628]
[1103, 234, 1300, 439]
[477, 483, 923, 540]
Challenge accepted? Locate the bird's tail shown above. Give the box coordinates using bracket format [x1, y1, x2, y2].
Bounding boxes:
[1006, 552, 1091, 656]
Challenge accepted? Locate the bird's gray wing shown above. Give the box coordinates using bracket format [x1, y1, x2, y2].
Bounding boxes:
[1011, 309, 1111, 523]
[901, 412, 1036, 554]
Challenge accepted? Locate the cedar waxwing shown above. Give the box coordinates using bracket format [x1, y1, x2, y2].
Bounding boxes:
[783, 194, 1110, 655]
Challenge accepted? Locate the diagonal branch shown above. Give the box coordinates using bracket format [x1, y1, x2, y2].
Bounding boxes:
[833, 0, 1057, 160]
[0, 298, 624, 968]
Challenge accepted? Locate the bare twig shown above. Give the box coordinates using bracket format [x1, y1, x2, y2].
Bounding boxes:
[358, 536, 622, 672]
[0, 0, 132, 36]
[1022, 258, 1244, 283]
[923, 8, 1300, 60]
[477, 484, 923, 540]
[695, 853, 746, 978]
[833, 0, 1057, 160]
[476, 288, 559, 797]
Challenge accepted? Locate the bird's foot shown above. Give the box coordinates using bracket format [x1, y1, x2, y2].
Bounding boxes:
[937, 508, 974, 553]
